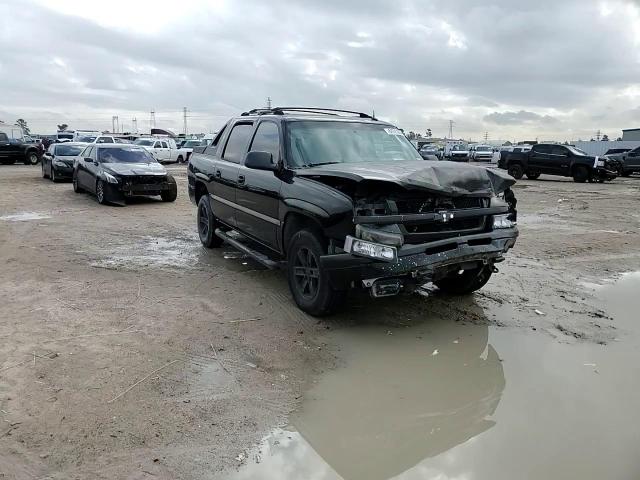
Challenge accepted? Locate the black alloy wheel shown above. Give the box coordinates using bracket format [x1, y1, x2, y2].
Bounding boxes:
[507, 163, 524, 180]
[197, 195, 223, 248]
[293, 246, 320, 300]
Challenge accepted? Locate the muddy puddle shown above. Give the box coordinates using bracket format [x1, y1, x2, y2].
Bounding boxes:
[228, 273, 640, 480]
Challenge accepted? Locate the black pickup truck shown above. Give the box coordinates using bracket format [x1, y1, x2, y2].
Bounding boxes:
[0, 130, 41, 165]
[188, 108, 518, 315]
[502, 143, 620, 182]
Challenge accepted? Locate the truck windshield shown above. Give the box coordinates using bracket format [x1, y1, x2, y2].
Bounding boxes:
[77, 136, 97, 142]
[287, 121, 422, 167]
[476, 146, 491, 151]
[98, 147, 155, 163]
[134, 139, 155, 146]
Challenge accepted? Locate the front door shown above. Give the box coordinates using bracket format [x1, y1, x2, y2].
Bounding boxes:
[236, 121, 282, 249]
[626, 147, 640, 170]
[211, 122, 254, 227]
[77, 146, 97, 191]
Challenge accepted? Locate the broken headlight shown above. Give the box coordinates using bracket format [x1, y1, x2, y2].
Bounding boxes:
[103, 172, 119, 184]
[493, 214, 516, 229]
[346, 236, 397, 262]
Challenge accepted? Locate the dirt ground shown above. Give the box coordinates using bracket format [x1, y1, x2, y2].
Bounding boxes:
[1, 164, 639, 479]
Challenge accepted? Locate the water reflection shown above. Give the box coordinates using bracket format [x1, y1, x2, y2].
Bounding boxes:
[230, 313, 505, 480]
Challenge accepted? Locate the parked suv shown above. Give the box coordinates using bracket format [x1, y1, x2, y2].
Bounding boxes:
[502, 143, 620, 182]
[188, 108, 518, 315]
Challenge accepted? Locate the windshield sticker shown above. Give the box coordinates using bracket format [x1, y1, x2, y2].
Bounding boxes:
[384, 128, 404, 136]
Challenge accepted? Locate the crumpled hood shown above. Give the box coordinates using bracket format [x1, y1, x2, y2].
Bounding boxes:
[296, 160, 515, 196]
[103, 162, 167, 176]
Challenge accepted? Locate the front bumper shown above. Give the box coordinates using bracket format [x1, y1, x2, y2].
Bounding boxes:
[103, 178, 173, 203]
[449, 154, 469, 162]
[320, 228, 518, 290]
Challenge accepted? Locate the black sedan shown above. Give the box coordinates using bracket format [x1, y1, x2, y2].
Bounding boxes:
[72, 144, 177, 205]
[41, 142, 87, 182]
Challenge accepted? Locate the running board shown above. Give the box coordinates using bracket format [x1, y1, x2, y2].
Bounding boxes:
[214, 229, 282, 270]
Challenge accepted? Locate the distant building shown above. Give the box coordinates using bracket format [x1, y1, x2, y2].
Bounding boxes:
[622, 128, 640, 141]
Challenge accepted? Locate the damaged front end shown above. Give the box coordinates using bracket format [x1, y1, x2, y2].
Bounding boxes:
[320, 187, 518, 297]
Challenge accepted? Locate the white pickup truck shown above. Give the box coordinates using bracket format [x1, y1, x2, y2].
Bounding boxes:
[133, 138, 188, 163]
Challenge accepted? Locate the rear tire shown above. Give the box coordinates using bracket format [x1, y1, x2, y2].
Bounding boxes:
[572, 165, 589, 183]
[507, 163, 524, 179]
[287, 229, 346, 316]
[435, 266, 493, 295]
[525, 171, 540, 180]
[161, 175, 177, 202]
[177, 155, 184, 164]
[197, 195, 224, 248]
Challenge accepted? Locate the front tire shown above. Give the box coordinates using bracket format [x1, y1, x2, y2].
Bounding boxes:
[96, 179, 107, 204]
[177, 155, 184, 164]
[25, 151, 39, 165]
[51, 168, 58, 183]
[161, 175, 177, 202]
[287, 229, 346, 316]
[525, 171, 540, 180]
[572, 165, 589, 183]
[507, 163, 524, 179]
[435, 266, 493, 295]
[197, 195, 224, 248]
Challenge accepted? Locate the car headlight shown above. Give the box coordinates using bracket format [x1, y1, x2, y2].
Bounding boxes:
[493, 214, 516, 229]
[53, 160, 67, 167]
[103, 172, 119, 184]
[347, 236, 397, 261]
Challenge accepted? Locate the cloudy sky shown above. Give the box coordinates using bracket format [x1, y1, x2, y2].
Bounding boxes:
[1, 0, 639, 141]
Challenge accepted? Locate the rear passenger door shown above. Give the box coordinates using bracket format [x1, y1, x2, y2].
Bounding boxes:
[236, 121, 282, 249]
[211, 122, 254, 227]
[626, 147, 640, 169]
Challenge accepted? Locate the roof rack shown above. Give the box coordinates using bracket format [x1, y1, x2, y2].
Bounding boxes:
[241, 107, 377, 121]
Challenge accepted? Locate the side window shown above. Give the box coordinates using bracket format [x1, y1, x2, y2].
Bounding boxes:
[161, 141, 168, 148]
[49, 145, 56, 155]
[153, 141, 161, 148]
[551, 146, 568, 156]
[533, 145, 552, 154]
[88, 146, 96, 160]
[0, 132, 8, 141]
[222, 123, 254, 163]
[249, 122, 280, 163]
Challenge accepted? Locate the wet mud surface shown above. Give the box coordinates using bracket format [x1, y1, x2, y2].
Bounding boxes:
[1, 166, 639, 479]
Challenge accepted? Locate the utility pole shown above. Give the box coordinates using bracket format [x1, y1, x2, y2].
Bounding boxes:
[448, 120, 454, 139]
[183, 107, 188, 136]
[266, 97, 272, 109]
[112, 116, 119, 134]
[132, 117, 138, 133]
[484, 131, 489, 142]
[596, 129, 601, 141]
[150, 109, 156, 130]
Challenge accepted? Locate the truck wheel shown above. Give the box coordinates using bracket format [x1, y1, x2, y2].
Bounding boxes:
[287, 229, 346, 316]
[197, 195, 224, 248]
[525, 171, 540, 180]
[572, 165, 589, 183]
[177, 155, 184, 164]
[435, 266, 493, 295]
[25, 152, 39, 165]
[161, 175, 178, 202]
[507, 163, 523, 179]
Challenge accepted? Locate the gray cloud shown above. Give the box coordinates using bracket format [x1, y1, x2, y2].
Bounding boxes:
[1, 0, 639, 141]
[484, 110, 559, 125]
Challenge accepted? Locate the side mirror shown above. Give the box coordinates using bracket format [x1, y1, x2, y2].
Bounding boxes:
[245, 151, 276, 171]
[84, 157, 92, 162]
